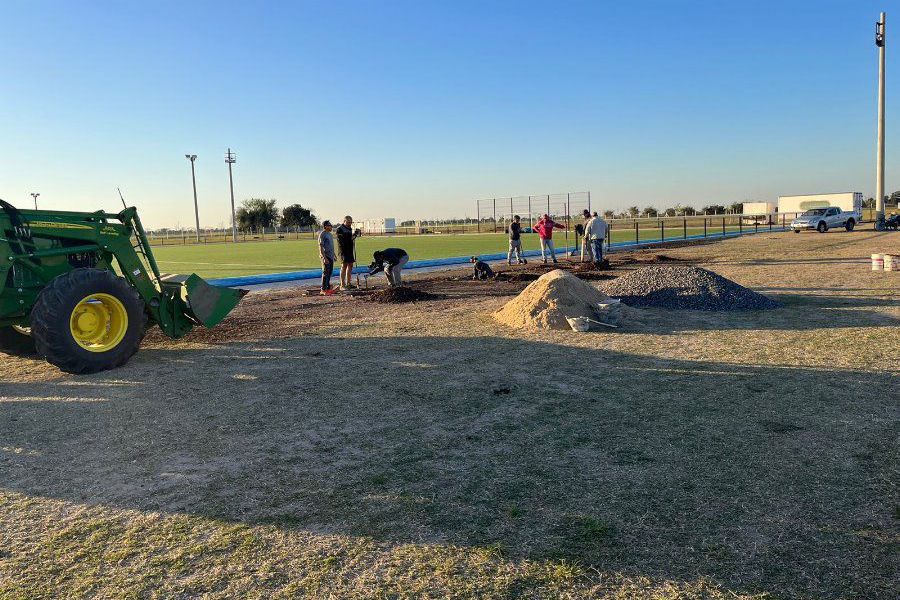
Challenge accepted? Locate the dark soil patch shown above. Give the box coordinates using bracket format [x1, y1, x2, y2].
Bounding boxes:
[494, 272, 540, 283]
[364, 286, 440, 304]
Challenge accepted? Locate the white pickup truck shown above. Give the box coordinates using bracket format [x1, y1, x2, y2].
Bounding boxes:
[790, 207, 860, 233]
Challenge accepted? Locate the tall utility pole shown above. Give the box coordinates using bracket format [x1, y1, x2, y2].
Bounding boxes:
[225, 148, 237, 242]
[30, 192, 39, 209]
[185, 154, 200, 242]
[875, 13, 887, 230]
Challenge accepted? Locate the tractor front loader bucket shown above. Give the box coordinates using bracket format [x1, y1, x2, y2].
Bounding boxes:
[183, 274, 248, 328]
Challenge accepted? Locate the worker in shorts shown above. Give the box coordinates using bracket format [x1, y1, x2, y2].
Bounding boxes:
[369, 248, 410, 287]
[470, 256, 495, 280]
[317, 220, 337, 295]
[335, 215, 361, 289]
[507, 215, 526, 265]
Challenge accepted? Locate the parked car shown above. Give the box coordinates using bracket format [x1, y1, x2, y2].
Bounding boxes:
[790, 207, 859, 233]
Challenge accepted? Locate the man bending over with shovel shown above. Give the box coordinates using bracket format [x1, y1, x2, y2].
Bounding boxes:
[369, 248, 409, 287]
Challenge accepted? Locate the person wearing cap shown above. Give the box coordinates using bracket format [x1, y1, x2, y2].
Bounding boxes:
[584, 211, 609, 266]
[369, 247, 410, 287]
[336, 215, 361, 289]
[533, 213, 565, 264]
[470, 256, 495, 280]
[317, 220, 337, 295]
[579, 209, 594, 262]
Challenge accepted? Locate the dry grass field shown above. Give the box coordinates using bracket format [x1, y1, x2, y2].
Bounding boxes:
[1, 230, 897, 599]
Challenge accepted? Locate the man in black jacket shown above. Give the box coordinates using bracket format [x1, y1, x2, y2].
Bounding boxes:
[507, 215, 526, 265]
[335, 215, 361, 289]
[369, 248, 410, 287]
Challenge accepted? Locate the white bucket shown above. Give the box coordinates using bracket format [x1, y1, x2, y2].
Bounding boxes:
[566, 317, 591, 332]
[885, 255, 896, 272]
[872, 254, 884, 271]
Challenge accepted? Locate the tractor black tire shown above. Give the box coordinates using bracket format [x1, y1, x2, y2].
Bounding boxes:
[793, 229, 800, 233]
[817, 221, 828, 233]
[0, 326, 36, 356]
[845, 219, 855, 231]
[30, 269, 147, 374]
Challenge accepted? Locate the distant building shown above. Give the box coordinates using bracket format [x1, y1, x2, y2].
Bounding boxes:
[742, 201, 777, 224]
[360, 218, 396, 234]
[742, 201, 777, 215]
[778, 193, 862, 215]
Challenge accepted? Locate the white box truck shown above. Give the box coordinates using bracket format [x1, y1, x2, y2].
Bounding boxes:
[778, 192, 863, 216]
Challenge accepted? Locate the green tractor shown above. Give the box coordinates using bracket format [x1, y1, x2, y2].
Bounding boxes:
[0, 200, 246, 373]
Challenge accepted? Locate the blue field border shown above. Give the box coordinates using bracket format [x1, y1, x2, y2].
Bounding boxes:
[208, 226, 789, 288]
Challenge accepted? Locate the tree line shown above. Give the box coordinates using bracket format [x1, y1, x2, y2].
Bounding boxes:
[218, 192, 900, 233]
[235, 199, 320, 231]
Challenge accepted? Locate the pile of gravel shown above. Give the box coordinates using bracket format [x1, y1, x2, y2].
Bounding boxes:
[364, 286, 438, 304]
[601, 266, 779, 311]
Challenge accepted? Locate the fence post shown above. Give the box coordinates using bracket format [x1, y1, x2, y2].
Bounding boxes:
[683, 217, 687, 239]
[755, 220, 758, 234]
[704, 218, 707, 238]
[661, 220, 665, 241]
[492, 198, 496, 233]
[722, 217, 726, 237]
[635, 221, 639, 244]
[739, 217, 743, 235]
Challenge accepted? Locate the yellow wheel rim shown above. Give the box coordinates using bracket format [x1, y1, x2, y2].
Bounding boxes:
[69, 293, 128, 353]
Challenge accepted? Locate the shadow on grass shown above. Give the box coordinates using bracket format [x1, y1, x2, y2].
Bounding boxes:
[1, 336, 896, 598]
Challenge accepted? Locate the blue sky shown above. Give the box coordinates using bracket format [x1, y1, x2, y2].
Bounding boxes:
[1, 0, 895, 228]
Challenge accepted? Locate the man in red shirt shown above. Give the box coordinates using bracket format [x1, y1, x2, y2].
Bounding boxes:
[533, 214, 565, 264]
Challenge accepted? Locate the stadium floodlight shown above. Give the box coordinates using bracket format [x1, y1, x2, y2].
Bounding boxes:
[185, 154, 200, 242]
[225, 148, 237, 242]
[875, 13, 887, 230]
[30, 192, 39, 209]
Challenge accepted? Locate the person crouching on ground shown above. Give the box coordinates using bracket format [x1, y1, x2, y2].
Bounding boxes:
[318, 220, 337, 295]
[470, 256, 495, 280]
[507, 215, 527, 265]
[369, 248, 410, 287]
[534, 213, 565, 264]
[336, 215, 361, 289]
[584, 211, 608, 266]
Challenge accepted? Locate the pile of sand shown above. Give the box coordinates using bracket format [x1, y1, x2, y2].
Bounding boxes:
[493, 269, 615, 330]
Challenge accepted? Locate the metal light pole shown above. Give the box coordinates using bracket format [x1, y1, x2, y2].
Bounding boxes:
[30, 192, 39, 209]
[225, 148, 237, 242]
[185, 154, 200, 242]
[875, 13, 887, 229]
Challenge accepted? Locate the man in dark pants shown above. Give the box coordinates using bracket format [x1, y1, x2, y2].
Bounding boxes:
[369, 248, 410, 287]
[470, 256, 495, 280]
[317, 220, 337, 295]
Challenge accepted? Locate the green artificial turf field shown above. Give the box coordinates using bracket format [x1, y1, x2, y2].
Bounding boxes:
[150, 228, 748, 279]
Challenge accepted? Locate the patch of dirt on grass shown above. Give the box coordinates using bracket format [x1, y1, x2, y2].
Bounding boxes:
[364, 286, 440, 303]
